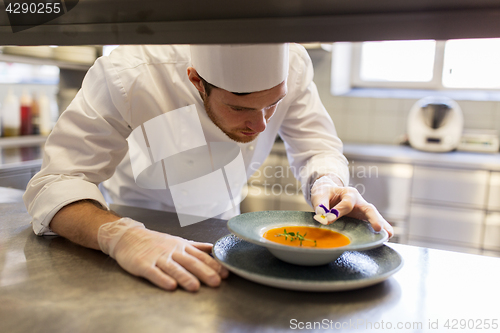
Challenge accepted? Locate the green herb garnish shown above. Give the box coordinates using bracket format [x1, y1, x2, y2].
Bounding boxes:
[275, 228, 317, 247]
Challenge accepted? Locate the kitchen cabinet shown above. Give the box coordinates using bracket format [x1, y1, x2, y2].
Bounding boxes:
[408, 203, 484, 248]
[483, 213, 500, 252]
[411, 166, 489, 209]
[488, 172, 500, 211]
[407, 166, 500, 254]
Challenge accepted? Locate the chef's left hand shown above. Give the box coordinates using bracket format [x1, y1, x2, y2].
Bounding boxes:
[310, 174, 394, 238]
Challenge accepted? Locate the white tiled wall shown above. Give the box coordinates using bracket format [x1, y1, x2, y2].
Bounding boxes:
[308, 48, 500, 145]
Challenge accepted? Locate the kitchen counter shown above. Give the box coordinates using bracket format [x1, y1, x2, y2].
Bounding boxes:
[0, 136, 44, 171]
[0, 137, 45, 190]
[0, 146, 43, 172]
[273, 141, 500, 171]
[1, 187, 499, 333]
[343, 143, 500, 172]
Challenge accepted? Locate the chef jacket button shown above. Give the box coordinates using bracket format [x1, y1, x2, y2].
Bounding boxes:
[248, 145, 254, 151]
[182, 190, 187, 196]
[187, 160, 194, 165]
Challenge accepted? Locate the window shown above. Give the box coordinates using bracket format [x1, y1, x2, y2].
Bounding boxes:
[359, 40, 436, 83]
[443, 39, 500, 89]
[347, 38, 500, 91]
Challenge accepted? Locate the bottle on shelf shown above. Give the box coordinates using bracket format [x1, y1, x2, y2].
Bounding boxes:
[38, 91, 53, 136]
[31, 92, 40, 135]
[20, 90, 32, 136]
[1, 89, 21, 137]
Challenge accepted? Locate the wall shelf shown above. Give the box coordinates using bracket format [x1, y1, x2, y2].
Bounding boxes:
[0, 135, 47, 148]
[0, 53, 91, 71]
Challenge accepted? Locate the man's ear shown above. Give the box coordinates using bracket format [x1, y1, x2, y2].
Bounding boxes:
[187, 67, 205, 94]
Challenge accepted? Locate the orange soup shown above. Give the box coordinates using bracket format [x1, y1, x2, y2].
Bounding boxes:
[262, 226, 350, 248]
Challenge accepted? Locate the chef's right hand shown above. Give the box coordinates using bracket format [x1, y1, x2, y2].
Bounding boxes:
[97, 217, 228, 292]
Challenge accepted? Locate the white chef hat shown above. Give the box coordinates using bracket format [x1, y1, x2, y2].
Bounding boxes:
[190, 44, 289, 93]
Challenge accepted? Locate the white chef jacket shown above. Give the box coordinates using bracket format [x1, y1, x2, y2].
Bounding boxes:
[23, 44, 349, 236]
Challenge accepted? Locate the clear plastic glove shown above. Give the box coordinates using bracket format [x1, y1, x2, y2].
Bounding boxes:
[310, 175, 394, 238]
[97, 217, 228, 291]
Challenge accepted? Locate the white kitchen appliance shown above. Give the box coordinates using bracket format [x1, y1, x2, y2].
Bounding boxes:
[407, 96, 464, 152]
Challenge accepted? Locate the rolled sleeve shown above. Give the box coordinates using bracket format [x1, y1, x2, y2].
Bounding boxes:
[26, 177, 109, 235]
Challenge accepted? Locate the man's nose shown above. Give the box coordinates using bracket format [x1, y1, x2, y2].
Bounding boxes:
[245, 111, 267, 133]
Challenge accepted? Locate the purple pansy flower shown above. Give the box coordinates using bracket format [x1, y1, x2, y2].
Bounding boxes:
[313, 204, 339, 225]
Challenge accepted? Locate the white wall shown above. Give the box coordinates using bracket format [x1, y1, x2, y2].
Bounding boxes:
[308, 48, 500, 145]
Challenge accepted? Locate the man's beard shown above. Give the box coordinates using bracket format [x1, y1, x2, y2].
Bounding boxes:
[203, 96, 257, 144]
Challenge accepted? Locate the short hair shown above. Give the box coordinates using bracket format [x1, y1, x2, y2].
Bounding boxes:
[198, 74, 250, 97]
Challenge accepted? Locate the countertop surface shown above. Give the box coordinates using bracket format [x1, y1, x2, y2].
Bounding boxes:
[1, 187, 499, 333]
[343, 143, 500, 171]
[273, 142, 500, 171]
[0, 137, 45, 172]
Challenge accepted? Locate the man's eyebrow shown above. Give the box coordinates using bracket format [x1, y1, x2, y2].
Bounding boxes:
[269, 94, 287, 106]
[226, 94, 286, 110]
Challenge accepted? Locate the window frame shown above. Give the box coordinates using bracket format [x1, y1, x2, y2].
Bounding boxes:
[350, 40, 450, 90]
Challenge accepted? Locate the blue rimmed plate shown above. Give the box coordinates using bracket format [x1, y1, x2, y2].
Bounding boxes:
[213, 234, 403, 292]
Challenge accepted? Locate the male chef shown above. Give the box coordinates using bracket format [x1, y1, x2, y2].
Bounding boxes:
[24, 43, 393, 292]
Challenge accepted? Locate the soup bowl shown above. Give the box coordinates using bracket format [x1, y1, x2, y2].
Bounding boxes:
[227, 211, 388, 266]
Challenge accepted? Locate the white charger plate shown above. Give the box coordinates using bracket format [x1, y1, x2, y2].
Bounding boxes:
[213, 234, 403, 292]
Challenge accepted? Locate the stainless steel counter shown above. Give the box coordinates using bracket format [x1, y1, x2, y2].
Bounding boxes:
[343, 143, 500, 172]
[0, 146, 43, 171]
[1, 188, 499, 333]
[272, 142, 500, 171]
[0, 137, 45, 190]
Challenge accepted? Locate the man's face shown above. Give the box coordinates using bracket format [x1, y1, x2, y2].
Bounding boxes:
[196, 74, 287, 143]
